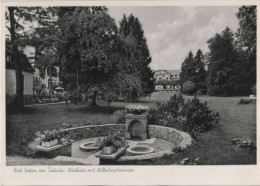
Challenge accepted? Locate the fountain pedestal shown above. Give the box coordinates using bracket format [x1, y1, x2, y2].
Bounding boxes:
[125, 114, 148, 140]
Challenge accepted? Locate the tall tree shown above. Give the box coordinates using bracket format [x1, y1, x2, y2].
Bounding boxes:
[119, 14, 155, 96]
[7, 7, 24, 110]
[193, 49, 207, 94]
[236, 6, 256, 59]
[207, 27, 239, 96]
[6, 7, 42, 110]
[180, 50, 207, 94]
[236, 6, 256, 90]
[180, 51, 194, 84]
[60, 7, 121, 106]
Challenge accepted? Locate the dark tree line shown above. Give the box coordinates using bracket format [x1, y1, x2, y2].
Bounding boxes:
[6, 7, 155, 109]
[180, 6, 256, 96]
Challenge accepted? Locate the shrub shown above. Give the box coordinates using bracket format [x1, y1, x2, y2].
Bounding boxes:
[150, 94, 185, 126]
[148, 107, 160, 124]
[239, 99, 251, 104]
[83, 119, 101, 126]
[96, 131, 128, 150]
[125, 105, 149, 114]
[150, 94, 220, 135]
[24, 95, 34, 105]
[180, 98, 220, 133]
[182, 81, 196, 95]
[111, 109, 127, 124]
[56, 93, 65, 101]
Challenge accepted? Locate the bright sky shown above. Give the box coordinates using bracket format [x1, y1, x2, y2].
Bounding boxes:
[108, 6, 240, 70]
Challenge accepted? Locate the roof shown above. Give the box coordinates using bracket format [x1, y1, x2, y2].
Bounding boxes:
[6, 40, 34, 73]
[155, 70, 181, 74]
[6, 53, 34, 73]
[167, 70, 181, 74]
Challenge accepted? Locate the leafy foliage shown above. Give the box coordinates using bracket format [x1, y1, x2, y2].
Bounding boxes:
[180, 51, 194, 85]
[56, 8, 155, 105]
[236, 6, 256, 60]
[125, 105, 149, 114]
[181, 81, 196, 95]
[119, 14, 155, 96]
[111, 109, 127, 124]
[35, 123, 71, 142]
[180, 50, 207, 94]
[207, 27, 252, 96]
[155, 79, 180, 87]
[236, 6, 256, 92]
[149, 94, 220, 135]
[96, 131, 128, 150]
[179, 6, 256, 97]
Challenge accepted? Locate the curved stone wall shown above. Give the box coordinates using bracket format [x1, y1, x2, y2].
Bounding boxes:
[67, 124, 125, 141]
[66, 124, 192, 161]
[148, 125, 192, 149]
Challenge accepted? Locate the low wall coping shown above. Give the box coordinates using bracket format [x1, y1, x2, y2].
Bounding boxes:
[125, 114, 149, 119]
[67, 124, 125, 131]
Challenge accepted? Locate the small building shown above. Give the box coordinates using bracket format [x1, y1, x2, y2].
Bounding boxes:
[6, 51, 34, 96]
[23, 46, 63, 92]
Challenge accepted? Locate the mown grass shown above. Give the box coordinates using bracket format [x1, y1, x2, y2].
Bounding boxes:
[6, 92, 256, 165]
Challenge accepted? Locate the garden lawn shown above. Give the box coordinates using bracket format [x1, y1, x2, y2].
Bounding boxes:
[6, 92, 256, 165]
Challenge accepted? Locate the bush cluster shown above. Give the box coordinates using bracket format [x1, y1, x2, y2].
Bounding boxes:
[96, 131, 128, 150]
[149, 94, 220, 135]
[181, 81, 196, 95]
[239, 99, 252, 104]
[111, 94, 220, 135]
[35, 123, 72, 142]
[111, 109, 127, 124]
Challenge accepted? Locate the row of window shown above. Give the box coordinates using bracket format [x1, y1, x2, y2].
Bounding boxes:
[155, 74, 179, 78]
[155, 85, 181, 90]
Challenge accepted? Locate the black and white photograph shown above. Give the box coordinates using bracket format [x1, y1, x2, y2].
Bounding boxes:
[3, 3, 257, 168]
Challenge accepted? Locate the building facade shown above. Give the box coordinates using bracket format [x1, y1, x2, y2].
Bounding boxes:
[154, 70, 181, 81]
[23, 46, 62, 92]
[6, 51, 34, 96]
[154, 70, 181, 91]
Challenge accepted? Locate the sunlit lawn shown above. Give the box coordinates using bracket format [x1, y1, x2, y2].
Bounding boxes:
[6, 92, 256, 165]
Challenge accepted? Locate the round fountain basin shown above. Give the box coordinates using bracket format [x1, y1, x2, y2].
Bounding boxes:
[80, 142, 98, 151]
[126, 145, 155, 156]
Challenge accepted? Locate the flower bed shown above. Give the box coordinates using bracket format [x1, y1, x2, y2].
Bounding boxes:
[125, 105, 149, 114]
[35, 123, 71, 148]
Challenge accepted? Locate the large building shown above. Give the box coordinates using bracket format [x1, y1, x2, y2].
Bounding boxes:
[154, 70, 181, 81]
[154, 70, 181, 91]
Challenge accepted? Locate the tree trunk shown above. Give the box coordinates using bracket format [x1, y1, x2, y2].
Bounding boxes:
[91, 91, 98, 106]
[49, 65, 52, 96]
[9, 7, 24, 111]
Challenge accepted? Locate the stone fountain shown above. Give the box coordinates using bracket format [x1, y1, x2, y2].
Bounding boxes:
[125, 114, 149, 140]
